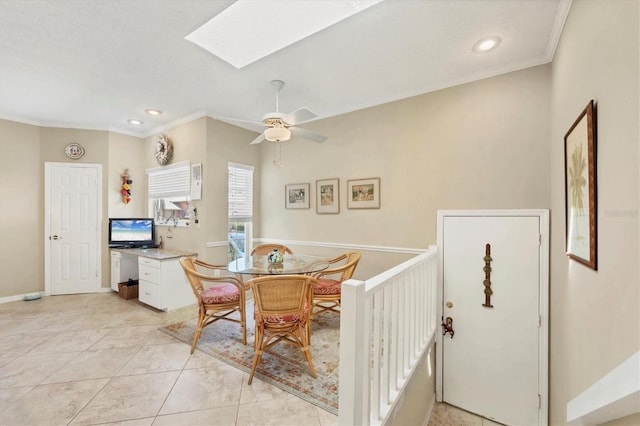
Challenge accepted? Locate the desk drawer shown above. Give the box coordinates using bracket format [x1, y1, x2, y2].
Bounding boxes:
[139, 257, 160, 268]
[139, 264, 160, 283]
[139, 280, 162, 309]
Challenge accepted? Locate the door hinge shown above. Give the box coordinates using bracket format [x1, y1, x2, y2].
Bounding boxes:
[538, 234, 542, 246]
[538, 394, 541, 409]
[538, 314, 542, 327]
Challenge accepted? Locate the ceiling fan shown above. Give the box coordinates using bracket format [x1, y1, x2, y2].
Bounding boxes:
[220, 80, 328, 145]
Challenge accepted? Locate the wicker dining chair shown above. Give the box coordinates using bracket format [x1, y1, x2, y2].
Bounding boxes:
[311, 251, 361, 317]
[179, 257, 247, 354]
[250, 243, 294, 255]
[246, 274, 317, 385]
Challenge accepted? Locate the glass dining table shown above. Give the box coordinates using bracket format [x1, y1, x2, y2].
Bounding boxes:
[227, 254, 329, 276]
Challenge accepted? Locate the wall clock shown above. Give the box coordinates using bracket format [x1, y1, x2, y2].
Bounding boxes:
[65, 143, 85, 159]
[154, 134, 172, 165]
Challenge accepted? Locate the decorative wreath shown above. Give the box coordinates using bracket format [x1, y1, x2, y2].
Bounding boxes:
[154, 134, 172, 165]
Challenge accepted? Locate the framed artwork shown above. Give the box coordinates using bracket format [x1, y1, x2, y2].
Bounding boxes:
[316, 178, 340, 214]
[285, 183, 310, 209]
[564, 100, 597, 270]
[347, 177, 380, 209]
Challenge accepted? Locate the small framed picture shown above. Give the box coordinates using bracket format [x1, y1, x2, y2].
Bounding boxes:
[316, 178, 339, 214]
[564, 100, 597, 270]
[347, 177, 380, 209]
[285, 183, 310, 209]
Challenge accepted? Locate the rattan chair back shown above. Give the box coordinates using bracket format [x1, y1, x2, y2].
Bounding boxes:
[179, 257, 247, 353]
[246, 274, 317, 384]
[250, 243, 294, 255]
[311, 251, 361, 317]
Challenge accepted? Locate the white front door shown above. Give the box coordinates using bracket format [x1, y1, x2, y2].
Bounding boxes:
[45, 163, 101, 295]
[438, 212, 548, 425]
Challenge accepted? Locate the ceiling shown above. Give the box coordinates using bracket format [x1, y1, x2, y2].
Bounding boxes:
[0, 0, 571, 138]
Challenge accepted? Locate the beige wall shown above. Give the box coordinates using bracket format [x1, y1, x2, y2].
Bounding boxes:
[0, 120, 41, 297]
[549, 1, 639, 424]
[143, 117, 260, 264]
[108, 132, 146, 218]
[144, 118, 208, 258]
[203, 117, 261, 263]
[388, 342, 437, 426]
[0, 123, 114, 296]
[602, 413, 640, 426]
[0, 116, 257, 297]
[258, 64, 551, 276]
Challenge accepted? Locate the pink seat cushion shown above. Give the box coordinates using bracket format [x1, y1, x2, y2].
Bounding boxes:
[255, 303, 309, 324]
[201, 284, 240, 304]
[313, 278, 341, 295]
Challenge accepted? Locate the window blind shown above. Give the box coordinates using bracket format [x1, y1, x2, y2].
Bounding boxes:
[228, 162, 254, 221]
[147, 161, 191, 199]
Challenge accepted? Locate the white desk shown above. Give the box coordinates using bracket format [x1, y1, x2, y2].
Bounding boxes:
[110, 248, 197, 311]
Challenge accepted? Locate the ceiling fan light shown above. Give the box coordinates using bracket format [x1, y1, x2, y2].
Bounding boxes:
[264, 127, 291, 142]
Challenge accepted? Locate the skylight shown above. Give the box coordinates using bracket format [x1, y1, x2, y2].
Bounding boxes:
[185, 0, 383, 69]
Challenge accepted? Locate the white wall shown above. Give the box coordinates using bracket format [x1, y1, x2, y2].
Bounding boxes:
[549, 1, 639, 424]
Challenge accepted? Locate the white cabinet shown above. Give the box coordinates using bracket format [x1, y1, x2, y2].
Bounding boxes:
[137, 256, 195, 311]
[110, 251, 138, 291]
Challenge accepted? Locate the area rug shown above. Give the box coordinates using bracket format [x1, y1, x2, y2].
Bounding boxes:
[160, 301, 340, 415]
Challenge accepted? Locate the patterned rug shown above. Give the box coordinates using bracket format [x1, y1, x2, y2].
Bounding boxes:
[159, 301, 340, 415]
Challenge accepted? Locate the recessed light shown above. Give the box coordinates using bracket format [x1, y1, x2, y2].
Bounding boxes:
[145, 109, 162, 116]
[473, 36, 501, 52]
[127, 119, 143, 125]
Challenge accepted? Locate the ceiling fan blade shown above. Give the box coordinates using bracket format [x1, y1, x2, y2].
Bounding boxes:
[215, 116, 265, 133]
[286, 108, 317, 125]
[290, 127, 327, 143]
[249, 132, 266, 145]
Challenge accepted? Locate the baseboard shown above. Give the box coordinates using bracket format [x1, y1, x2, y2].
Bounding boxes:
[424, 394, 437, 426]
[0, 291, 45, 304]
[567, 351, 640, 424]
[0, 288, 113, 304]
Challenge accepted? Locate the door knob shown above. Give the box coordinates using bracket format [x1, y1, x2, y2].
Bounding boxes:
[441, 316, 454, 338]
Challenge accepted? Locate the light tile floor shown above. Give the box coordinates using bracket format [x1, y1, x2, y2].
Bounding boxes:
[0, 293, 337, 426]
[0, 292, 492, 426]
[428, 403, 503, 426]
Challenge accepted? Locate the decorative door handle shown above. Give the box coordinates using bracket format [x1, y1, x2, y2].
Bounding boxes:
[483, 243, 493, 308]
[442, 316, 454, 338]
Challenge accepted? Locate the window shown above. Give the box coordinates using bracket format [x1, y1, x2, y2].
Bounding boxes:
[228, 162, 253, 260]
[147, 161, 192, 226]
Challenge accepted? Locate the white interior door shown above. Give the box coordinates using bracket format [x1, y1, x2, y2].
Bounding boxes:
[45, 163, 101, 295]
[441, 214, 543, 425]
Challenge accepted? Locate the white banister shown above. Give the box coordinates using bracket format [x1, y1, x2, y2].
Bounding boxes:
[339, 246, 439, 425]
[339, 278, 368, 425]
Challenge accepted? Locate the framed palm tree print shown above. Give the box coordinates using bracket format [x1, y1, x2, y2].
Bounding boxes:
[564, 100, 597, 270]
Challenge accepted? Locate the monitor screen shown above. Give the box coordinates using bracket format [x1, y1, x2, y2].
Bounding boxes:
[108, 218, 155, 248]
